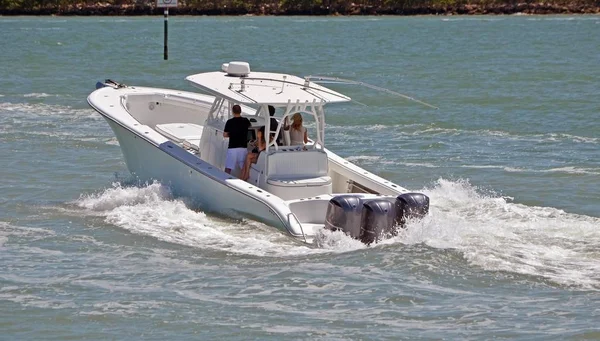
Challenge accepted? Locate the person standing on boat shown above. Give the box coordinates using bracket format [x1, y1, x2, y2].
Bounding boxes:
[268, 105, 282, 145]
[223, 104, 251, 176]
[285, 113, 308, 146]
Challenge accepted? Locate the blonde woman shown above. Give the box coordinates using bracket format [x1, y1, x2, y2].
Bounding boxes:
[285, 113, 308, 146]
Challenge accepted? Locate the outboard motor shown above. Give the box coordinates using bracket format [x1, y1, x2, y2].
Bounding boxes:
[395, 192, 430, 227]
[360, 199, 396, 245]
[325, 193, 430, 245]
[324, 195, 363, 238]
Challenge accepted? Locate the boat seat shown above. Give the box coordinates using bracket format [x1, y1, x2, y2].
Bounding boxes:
[267, 176, 331, 187]
[265, 149, 330, 188]
[155, 123, 204, 151]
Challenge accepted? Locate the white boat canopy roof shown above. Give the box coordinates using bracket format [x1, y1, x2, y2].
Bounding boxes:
[186, 62, 351, 106]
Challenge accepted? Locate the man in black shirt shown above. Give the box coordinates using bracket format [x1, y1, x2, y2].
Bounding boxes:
[223, 104, 251, 176]
[268, 105, 282, 146]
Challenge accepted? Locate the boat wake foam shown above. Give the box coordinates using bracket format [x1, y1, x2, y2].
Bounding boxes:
[73, 179, 600, 288]
[403, 178, 600, 289]
[73, 182, 362, 257]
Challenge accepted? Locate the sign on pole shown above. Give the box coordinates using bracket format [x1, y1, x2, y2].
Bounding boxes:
[157, 0, 178, 8]
[156, 0, 177, 60]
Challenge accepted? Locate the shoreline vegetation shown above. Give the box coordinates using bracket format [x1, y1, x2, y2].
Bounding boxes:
[1, 0, 599, 16]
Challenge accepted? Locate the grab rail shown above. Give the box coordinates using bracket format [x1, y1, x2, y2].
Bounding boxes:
[287, 212, 306, 243]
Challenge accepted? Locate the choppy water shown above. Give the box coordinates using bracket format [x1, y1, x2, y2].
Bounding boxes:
[1, 15, 599, 340]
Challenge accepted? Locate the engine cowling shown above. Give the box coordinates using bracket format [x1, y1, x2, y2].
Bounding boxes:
[324, 192, 430, 245]
[324, 194, 363, 238]
[359, 198, 396, 245]
[395, 192, 430, 227]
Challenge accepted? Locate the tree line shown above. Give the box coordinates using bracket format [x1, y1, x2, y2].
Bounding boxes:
[1, 0, 599, 14]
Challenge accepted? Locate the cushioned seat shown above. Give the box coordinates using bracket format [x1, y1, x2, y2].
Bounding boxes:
[155, 123, 204, 143]
[267, 176, 332, 187]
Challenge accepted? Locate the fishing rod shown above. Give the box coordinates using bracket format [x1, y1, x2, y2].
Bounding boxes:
[304, 76, 439, 110]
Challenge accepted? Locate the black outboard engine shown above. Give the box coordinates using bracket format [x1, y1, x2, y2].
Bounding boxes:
[325, 192, 430, 245]
[395, 193, 429, 227]
[360, 199, 396, 245]
[324, 195, 363, 238]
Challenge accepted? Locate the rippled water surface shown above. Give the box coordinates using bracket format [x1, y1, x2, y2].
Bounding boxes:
[1, 15, 599, 340]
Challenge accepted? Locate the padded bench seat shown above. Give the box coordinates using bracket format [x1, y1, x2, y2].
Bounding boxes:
[155, 123, 204, 143]
[262, 150, 331, 195]
[267, 176, 332, 187]
[156, 123, 204, 151]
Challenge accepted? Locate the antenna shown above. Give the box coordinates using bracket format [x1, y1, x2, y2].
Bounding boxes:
[305, 75, 439, 110]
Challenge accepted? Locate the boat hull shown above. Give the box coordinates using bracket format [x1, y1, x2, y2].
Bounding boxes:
[105, 118, 290, 233]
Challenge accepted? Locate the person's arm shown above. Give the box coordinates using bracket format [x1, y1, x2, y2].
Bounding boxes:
[223, 121, 230, 138]
[257, 130, 266, 150]
[303, 128, 308, 144]
[283, 116, 290, 130]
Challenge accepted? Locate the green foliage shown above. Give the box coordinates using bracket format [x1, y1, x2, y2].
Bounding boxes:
[0, 0, 598, 11]
[280, 0, 323, 8]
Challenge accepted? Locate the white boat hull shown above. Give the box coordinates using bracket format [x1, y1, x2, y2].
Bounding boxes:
[105, 118, 292, 234]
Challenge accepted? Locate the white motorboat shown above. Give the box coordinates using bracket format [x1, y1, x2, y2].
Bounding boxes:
[87, 62, 430, 244]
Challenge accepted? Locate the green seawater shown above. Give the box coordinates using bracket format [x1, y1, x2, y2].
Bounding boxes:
[0, 16, 599, 340]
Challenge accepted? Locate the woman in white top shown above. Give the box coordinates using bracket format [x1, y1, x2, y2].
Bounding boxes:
[285, 113, 308, 146]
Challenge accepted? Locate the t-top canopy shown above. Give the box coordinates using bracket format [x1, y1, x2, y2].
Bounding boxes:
[186, 62, 351, 106]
